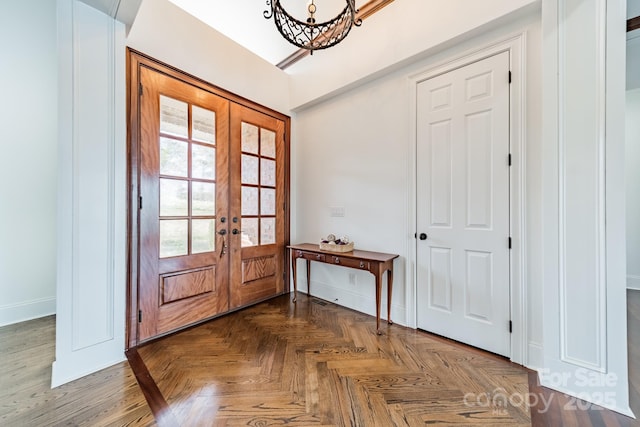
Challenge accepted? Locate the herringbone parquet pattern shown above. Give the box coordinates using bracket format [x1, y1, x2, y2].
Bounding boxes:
[138, 294, 531, 426]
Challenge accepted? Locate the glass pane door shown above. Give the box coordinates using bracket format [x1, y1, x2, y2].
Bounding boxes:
[138, 67, 230, 341]
[229, 104, 286, 308]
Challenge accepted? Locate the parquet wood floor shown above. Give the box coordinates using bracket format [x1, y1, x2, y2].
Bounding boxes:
[0, 315, 155, 426]
[137, 294, 531, 426]
[3, 291, 640, 426]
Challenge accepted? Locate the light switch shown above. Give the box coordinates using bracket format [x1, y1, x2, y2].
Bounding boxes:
[330, 206, 345, 217]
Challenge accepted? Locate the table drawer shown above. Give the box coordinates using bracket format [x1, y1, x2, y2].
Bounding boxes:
[301, 251, 326, 262]
[329, 255, 370, 270]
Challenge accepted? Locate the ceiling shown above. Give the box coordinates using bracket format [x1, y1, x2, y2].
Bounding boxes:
[166, 0, 369, 66]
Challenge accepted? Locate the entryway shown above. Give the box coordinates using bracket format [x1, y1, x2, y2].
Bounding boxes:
[128, 51, 290, 345]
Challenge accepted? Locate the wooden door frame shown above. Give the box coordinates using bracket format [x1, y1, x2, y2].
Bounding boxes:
[407, 33, 527, 365]
[126, 50, 291, 349]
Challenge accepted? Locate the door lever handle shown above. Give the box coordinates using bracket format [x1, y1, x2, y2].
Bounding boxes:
[220, 236, 227, 257]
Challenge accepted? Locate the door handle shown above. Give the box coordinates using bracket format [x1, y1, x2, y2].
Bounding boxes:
[218, 229, 227, 236]
[220, 236, 227, 257]
[231, 228, 244, 235]
[419, 233, 427, 240]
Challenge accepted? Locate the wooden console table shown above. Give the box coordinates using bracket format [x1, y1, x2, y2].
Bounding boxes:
[288, 243, 399, 335]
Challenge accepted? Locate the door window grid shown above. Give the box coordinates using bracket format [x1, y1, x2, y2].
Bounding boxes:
[241, 123, 277, 247]
[159, 95, 217, 258]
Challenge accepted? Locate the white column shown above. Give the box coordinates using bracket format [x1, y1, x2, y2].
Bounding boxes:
[541, 0, 632, 416]
[52, 0, 127, 387]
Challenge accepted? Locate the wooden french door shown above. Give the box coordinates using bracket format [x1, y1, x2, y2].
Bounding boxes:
[138, 67, 231, 341]
[132, 55, 289, 344]
[229, 105, 286, 308]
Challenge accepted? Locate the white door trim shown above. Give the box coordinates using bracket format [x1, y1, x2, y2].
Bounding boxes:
[406, 33, 527, 365]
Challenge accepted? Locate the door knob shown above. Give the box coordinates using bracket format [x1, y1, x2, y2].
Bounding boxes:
[419, 233, 427, 240]
[231, 228, 244, 235]
[218, 229, 227, 236]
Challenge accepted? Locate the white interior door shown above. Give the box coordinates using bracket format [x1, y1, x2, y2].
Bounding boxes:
[416, 51, 511, 357]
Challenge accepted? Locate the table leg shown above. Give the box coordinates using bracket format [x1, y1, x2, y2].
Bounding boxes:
[375, 270, 382, 335]
[306, 259, 311, 296]
[387, 267, 393, 325]
[291, 253, 298, 302]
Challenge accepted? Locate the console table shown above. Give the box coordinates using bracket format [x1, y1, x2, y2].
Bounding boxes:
[288, 243, 399, 335]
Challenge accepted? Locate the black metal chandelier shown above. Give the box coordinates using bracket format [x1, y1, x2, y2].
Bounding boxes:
[264, 0, 362, 54]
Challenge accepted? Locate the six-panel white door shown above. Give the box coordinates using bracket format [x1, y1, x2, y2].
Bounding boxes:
[416, 51, 511, 357]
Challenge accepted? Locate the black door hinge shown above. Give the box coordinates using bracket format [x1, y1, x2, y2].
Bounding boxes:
[508, 237, 512, 249]
[509, 320, 513, 333]
[508, 153, 512, 166]
[508, 71, 512, 84]
[138, 310, 142, 323]
[139, 196, 143, 210]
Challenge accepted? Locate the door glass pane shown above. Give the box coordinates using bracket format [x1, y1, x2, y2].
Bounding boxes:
[160, 95, 188, 138]
[160, 179, 188, 216]
[192, 182, 215, 216]
[160, 220, 188, 258]
[241, 122, 259, 154]
[241, 218, 258, 247]
[192, 219, 215, 253]
[160, 137, 188, 177]
[261, 128, 276, 158]
[260, 159, 276, 187]
[241, 154, 259, 185]
[241, 186, 258, 216]
[192, 105, 215, 144]
[260, 188, 276, 215]
[192, 144, 216, 180]
[261, 218, 276, 245]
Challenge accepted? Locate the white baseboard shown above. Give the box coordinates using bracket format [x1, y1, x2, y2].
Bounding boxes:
[305, 279, 407, 327]
[0, 297, 56, 327]
[527, 341, 543, 371]
[627, 275, 640, 290]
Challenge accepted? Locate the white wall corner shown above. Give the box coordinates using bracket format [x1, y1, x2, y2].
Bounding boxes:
[527, 341, 544, 371]
[53, 0, 127, 387]
[541, 0, 633, 417]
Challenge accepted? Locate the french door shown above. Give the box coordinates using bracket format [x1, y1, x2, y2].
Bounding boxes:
[130, 54, 289, 344]
[229, 104, 286, 308]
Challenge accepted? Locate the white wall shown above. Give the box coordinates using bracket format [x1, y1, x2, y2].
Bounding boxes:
[0, 0, 58, 326]
[292, 11, 543, 368]
[126, 0, 290, 115]
[52, 0, 127, 387]
[627, 89, 640, 290]
[287, 0, 539, 109]
[628, 32, 640, 90]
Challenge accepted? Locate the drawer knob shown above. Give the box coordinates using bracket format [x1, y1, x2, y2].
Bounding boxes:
[335, 257, 340, 264]
[360, 261, 365, 268]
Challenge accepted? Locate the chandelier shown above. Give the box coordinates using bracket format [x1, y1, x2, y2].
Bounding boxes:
[264, 0, 362, 54]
